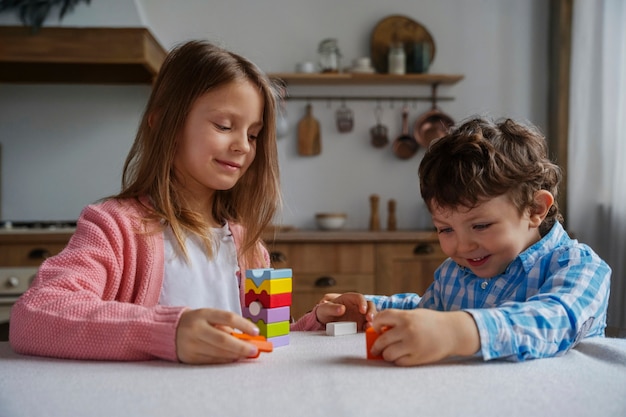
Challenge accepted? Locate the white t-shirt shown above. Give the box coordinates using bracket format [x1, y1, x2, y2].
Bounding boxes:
[158, 222, 242, 315]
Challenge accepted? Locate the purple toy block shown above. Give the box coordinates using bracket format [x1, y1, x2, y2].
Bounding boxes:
[268, 334, 290, 347]
[243, 302, 290, 323]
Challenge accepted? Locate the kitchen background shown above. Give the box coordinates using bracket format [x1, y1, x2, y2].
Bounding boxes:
[0, 0, 549, 230]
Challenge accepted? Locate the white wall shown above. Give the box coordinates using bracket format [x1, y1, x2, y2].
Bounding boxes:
[0, 0, 549, 229]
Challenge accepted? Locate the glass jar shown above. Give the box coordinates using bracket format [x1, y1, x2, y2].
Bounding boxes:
[318, 38, 342, 73]
[387, 42, 406, 75]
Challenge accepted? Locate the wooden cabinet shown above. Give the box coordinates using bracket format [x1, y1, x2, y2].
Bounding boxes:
[265, 240, 375, 319]
[375, 239, 446, 296]
[0, 230, 448, 320]
[0, 26, 166, 84]
[0, 233, 72, 267]
[263, 230, 447, 319]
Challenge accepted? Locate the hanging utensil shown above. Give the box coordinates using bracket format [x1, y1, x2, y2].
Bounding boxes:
[335, 100, 354, 133]
[370, 103, 388, 148]
[392, 105, 418, 159]
[413, 96, 454, 148]
[298, 103, 321, 156]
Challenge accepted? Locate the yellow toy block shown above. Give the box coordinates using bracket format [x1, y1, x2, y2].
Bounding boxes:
[245, 277, 292, 295]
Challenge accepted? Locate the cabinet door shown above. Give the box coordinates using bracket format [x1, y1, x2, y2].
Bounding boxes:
[375, 241, 447, 296]
[0, 242, 68, 267]
[287, 273, 375, 320]
[267, 242, 375, 319]
[268, 242, 375, 273]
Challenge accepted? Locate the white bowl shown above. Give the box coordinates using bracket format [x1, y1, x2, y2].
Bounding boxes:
[315, 213, 347, 230]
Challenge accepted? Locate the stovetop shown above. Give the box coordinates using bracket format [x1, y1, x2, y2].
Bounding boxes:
[0, 220, 77, 233]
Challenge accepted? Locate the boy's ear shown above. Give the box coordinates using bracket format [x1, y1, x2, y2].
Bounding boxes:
[529, 190, 554, 227]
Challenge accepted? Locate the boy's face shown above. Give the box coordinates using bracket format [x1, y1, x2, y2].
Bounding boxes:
[431, 194, 542, 279]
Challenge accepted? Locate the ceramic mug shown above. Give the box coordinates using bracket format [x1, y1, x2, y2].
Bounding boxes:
[295, 61, 317, 74]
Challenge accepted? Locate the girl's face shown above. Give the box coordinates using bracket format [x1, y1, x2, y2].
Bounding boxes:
[174, 79, 264, 205]
[431, 194, 542, 278]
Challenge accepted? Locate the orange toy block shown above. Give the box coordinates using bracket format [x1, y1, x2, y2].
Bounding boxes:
[365, 326, 389, 360]
[231, 332, 274, 358]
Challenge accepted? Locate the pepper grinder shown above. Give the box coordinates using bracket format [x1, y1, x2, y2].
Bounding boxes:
[387, 199, 397, 231]
[369, 194, 380, 231]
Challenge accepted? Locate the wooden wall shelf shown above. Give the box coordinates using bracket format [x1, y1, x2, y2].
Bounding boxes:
[268, 73, 464, 86]
[268, 73, 464, 103]
[0, 26, 167, 84]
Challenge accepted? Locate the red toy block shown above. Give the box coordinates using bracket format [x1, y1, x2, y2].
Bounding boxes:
[231, 332, 273, 358]
[244, 289, 292, 308]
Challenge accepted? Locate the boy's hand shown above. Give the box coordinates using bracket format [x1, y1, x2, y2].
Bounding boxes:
[175, 308, 260, 364]
[315, 292, 376, 330]
[369, 309, 480, 366]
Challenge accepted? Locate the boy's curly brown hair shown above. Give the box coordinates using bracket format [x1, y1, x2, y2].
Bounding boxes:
[419, 117, 563, 236]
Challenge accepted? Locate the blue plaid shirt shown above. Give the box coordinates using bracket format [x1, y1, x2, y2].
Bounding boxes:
[367, 222, 611, 361]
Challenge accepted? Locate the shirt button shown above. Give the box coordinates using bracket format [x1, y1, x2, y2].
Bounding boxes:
[480, 281, 488, 290]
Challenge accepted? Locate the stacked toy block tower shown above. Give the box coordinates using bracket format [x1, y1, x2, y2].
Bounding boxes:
[243, 268, 292, 347]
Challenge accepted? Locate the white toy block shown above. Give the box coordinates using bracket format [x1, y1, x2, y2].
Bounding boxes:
[326, 321, 357, 336]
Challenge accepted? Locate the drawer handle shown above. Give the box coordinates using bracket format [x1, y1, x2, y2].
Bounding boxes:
[314, 276, 337, 288]
[269, 251, 287, 263]
[28, 248, 51, 260]
[413, 243, 434, 255]
[6, 276, 20, 288]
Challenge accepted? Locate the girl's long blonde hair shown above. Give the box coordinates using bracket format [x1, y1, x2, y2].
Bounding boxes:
[114, 40, 281, 266]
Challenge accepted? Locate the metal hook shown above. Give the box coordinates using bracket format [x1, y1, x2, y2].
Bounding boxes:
[374, 102, 383, 124]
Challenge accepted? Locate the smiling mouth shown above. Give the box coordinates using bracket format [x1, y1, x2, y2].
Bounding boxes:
[217, 159, 241, 169]
[467, 255, 490, 267]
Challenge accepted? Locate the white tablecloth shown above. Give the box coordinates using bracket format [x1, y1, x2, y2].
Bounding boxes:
[1, 333, 625, 417]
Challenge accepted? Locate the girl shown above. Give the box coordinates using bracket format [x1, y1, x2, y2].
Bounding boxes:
[9, 40, 338, 364]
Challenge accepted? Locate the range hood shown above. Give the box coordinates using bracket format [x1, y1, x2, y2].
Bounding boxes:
[0, 26, 166, 84]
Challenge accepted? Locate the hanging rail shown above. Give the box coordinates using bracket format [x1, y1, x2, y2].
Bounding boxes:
[284, 95, 455, 102]
[279, 80, 452, 104]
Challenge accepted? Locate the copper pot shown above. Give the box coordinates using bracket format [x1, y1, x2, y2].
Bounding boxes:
[392, 105, 418, 159]
[413, 107, 454, 148]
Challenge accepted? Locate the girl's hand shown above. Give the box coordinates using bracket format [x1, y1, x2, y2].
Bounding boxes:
[315, 292, 376, 330]
[369, 309, 480, 366]
[175, 308, 260, 364]
[319, 293, 342, 303]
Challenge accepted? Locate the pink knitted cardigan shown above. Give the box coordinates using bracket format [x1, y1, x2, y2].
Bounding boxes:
[9, 198, 321, 362]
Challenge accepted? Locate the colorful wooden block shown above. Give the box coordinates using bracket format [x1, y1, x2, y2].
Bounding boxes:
[326, 321, 357, 336]
[245, 268, 293, 287]
[268, 334, 290, 347]
[365, 326, 389, 360]
[245, 277, 292, 295]
[243, 302, 290, 323]
[231, 333, 273, 358]
[256, 319, 290, 338]
[245, 290, 292, 308]
[245, 268, 293, 348]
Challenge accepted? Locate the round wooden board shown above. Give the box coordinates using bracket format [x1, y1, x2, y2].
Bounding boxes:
[370, 15, 436, 74]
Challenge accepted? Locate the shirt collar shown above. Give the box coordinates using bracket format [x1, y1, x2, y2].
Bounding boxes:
[517, 222, 569, 272]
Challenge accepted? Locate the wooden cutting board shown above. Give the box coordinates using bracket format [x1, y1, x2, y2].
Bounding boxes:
[297, 104, 321, 156]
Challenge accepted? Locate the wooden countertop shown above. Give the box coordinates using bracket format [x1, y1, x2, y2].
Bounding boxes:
[262, 229, 439, 243]
[0, 231, 76, 244]
[0, 229, 439, 244]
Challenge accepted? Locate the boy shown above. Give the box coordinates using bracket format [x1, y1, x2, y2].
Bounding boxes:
[316, 117, 611, 366]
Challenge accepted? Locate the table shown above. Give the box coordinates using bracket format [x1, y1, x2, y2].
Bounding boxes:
[1, 333, 625, 417]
